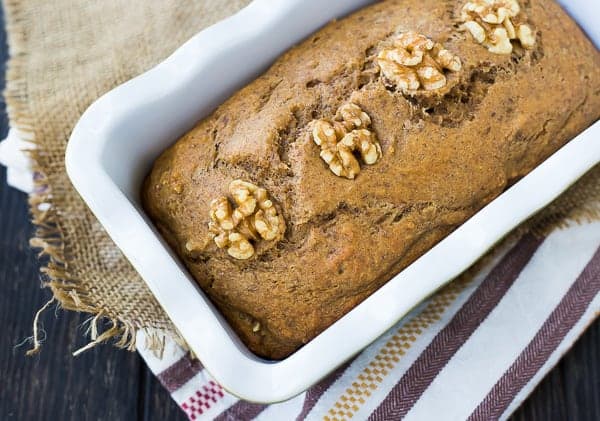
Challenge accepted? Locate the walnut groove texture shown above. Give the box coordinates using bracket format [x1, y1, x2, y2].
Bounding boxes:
[143, 0, 600, 359]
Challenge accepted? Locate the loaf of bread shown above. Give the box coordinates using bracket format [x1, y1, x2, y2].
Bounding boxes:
[143, 0, 600, 359]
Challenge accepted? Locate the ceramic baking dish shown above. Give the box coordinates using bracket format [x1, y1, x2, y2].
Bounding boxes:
[65, 0, 600, 403]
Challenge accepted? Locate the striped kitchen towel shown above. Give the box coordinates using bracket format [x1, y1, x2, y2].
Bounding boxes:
[137, 221, 600, 420]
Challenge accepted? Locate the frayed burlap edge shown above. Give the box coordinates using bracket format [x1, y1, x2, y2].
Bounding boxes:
[2, 0, 188, 358]
[3, 0, 598, 359]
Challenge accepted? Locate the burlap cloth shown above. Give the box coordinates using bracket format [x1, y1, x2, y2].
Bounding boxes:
[3, 0, 598, 357]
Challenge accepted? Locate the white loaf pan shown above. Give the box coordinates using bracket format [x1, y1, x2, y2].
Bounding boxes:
[65, 0, 600, 403]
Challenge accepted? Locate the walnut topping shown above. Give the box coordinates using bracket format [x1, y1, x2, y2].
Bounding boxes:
[185, 239, 210, 253]
[338, 102, 372, 128]
[376, 31, 462, 93]
[461, 0, 536, 54]
[516, 23, 535, 48]
[208, 180, 284, 260]
[311, 103, 382, 179]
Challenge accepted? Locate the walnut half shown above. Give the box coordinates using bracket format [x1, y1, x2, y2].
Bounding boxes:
[207, 180, 285, 260]
[461, 0, 536, 54]
[311, 103, 382, 179]
[376, 31, 462, 93]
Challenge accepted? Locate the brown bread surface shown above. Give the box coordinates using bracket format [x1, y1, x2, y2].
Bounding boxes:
[143, 0, 600, 359]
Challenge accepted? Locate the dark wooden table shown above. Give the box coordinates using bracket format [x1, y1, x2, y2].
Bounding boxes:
[0, 8, 598, 421]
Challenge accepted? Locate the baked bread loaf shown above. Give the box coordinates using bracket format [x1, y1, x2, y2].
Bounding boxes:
[143, 0, 600, 359]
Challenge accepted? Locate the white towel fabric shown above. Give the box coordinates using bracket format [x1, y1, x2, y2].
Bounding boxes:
[0, 128, 35, 193]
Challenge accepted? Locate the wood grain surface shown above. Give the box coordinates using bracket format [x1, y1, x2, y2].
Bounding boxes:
[0, 3, 598, 420]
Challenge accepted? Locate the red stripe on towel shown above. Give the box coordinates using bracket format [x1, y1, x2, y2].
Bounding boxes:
[158, 354, 203, 392]
[213, 399, 266, 421]
[370, 234, 543, 421]
[181, 380, 225, 420]
[468, 245, 600, 420]
[296, 360, 354, 420]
